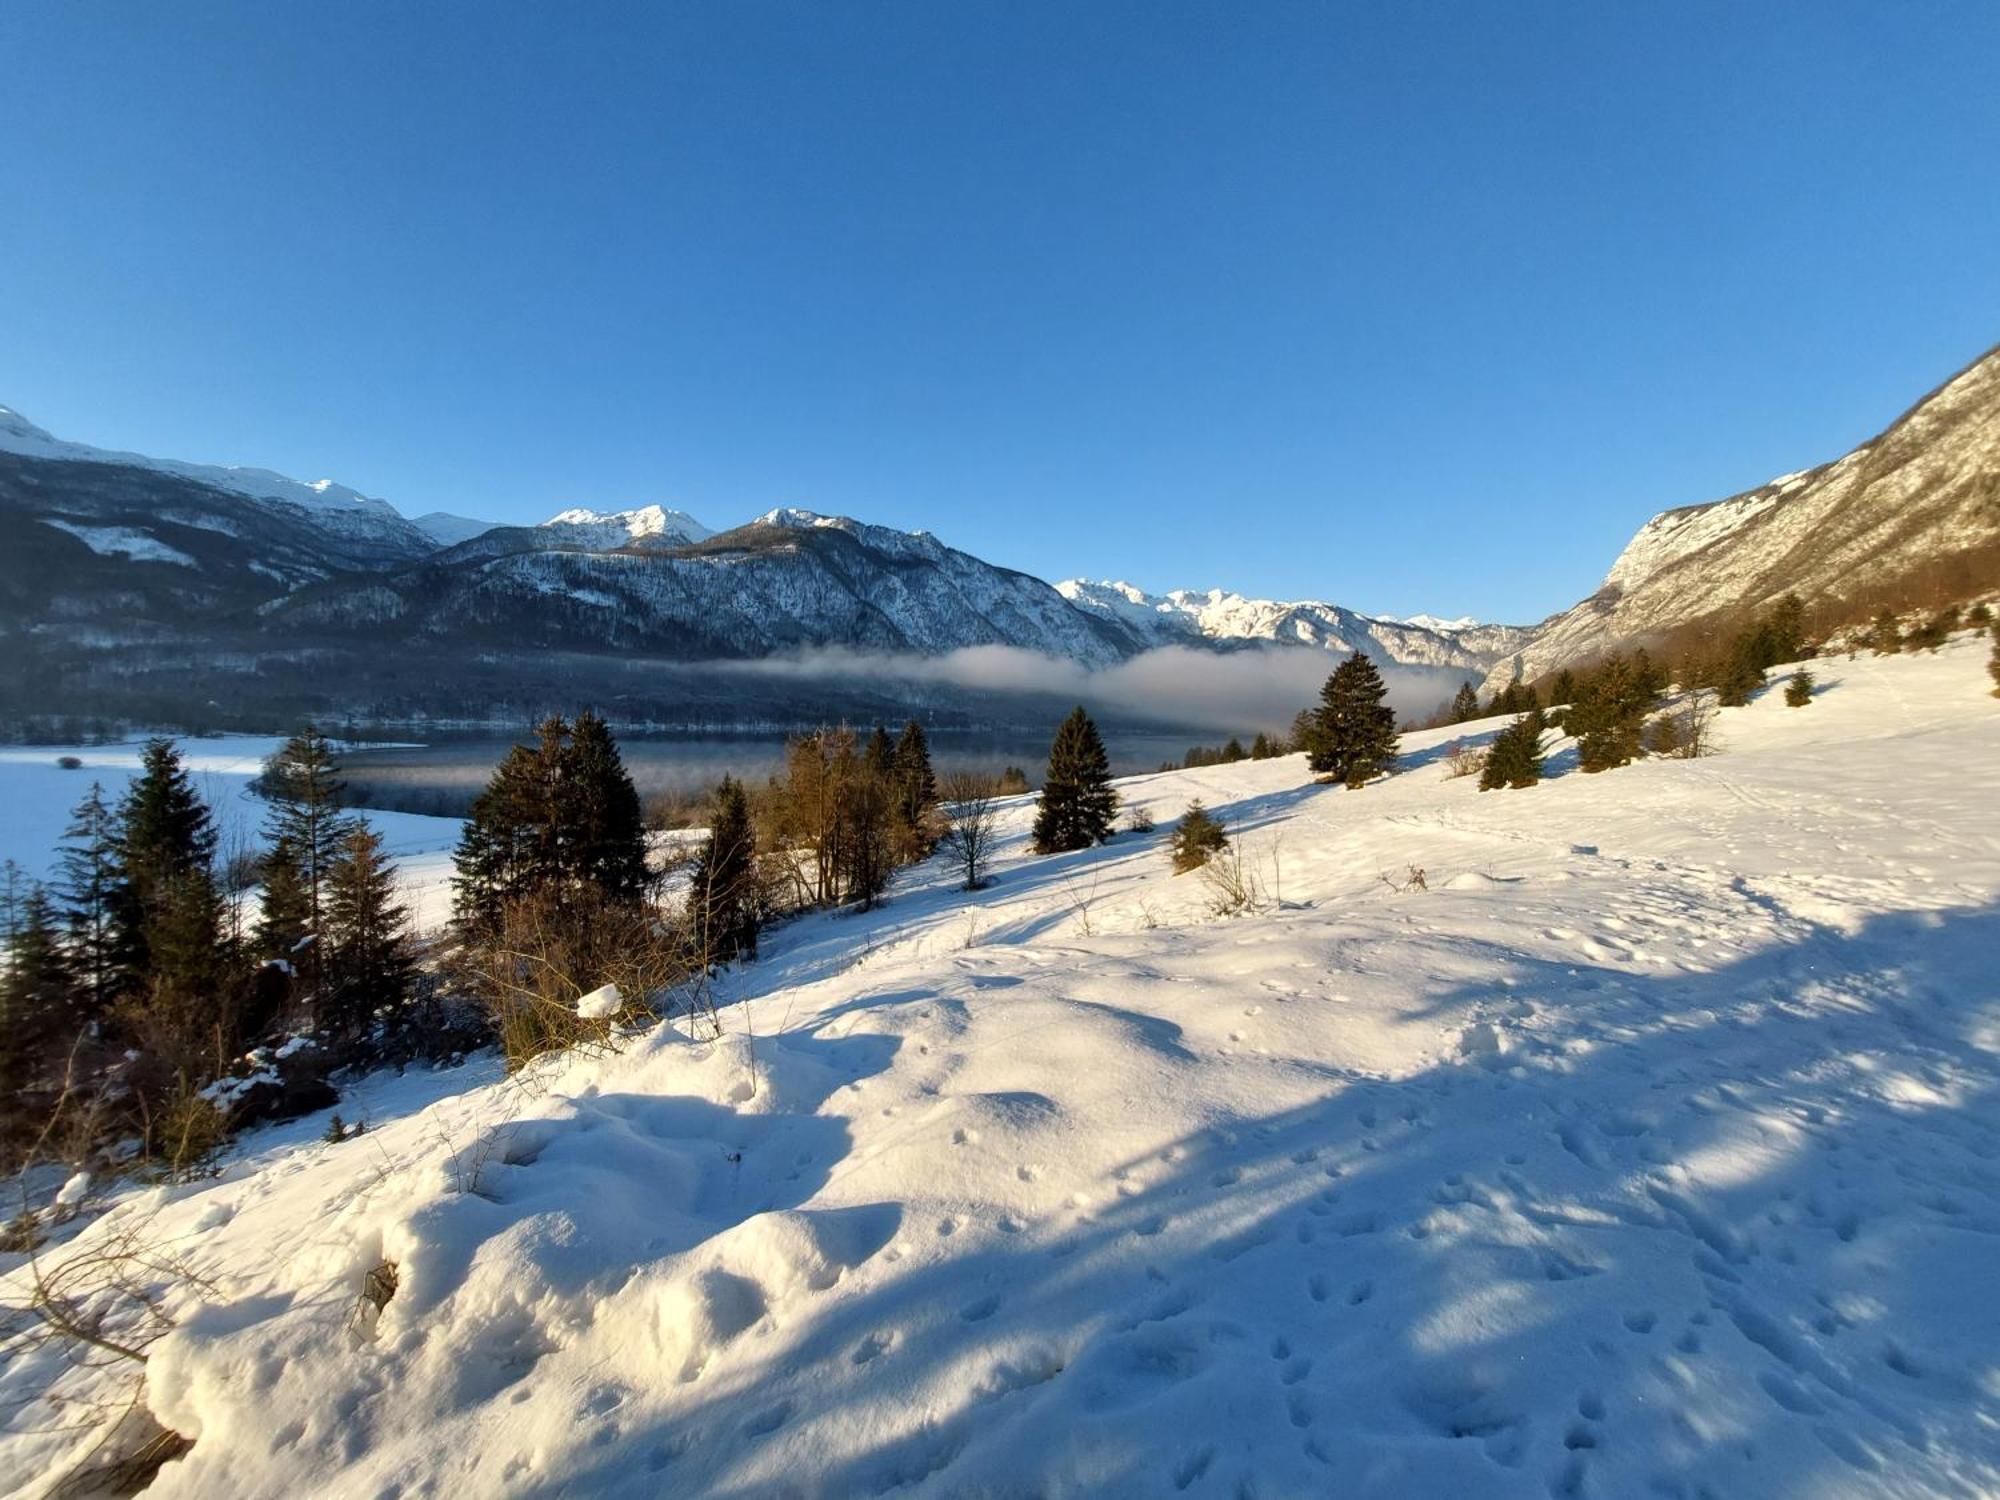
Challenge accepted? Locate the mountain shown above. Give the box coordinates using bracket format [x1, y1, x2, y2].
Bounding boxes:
[1057, 579, 1534, 674]
[0, 404, 439, 567]
[1483, 344, 2000, 692]
[539, 504, 714, 550]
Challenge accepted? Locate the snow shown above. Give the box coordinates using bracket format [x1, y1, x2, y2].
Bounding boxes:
[576, 984, 623, 1021]
[542, 504, 714, 547]
[409, 511, 502, 547]
[4, 639, 2000, 1497]
[42, 521, 198, 568]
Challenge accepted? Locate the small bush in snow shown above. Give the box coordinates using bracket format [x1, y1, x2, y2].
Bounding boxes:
[1442, 740, 1486, 780]
[1200, 842, 1265, 916]
[1785, 669, 1815, 707]
[1989, 634, 2000, 698]
[1124, 805, 1156, 834]
[1168, 802, 1229, 874]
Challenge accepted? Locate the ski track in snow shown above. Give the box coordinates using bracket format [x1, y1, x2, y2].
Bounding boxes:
[4, 639, 2000, 1498]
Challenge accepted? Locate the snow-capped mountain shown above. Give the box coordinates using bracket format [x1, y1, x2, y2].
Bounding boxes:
[539, 504, 715, 550]
[1483, 342, 2000, 692]
[0, 404, 440, 566]
[1057, 579, 1533, 673]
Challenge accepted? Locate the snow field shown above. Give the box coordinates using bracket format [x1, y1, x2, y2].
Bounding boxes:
[3, 637, 1999, 1498]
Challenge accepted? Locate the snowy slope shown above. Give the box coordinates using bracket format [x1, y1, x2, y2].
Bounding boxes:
[1058, 578, 1534, 673]
[6, 636, 1999, 1498]
[1484, 344, 2000, 691]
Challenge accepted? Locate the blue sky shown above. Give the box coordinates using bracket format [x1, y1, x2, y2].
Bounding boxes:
[3, 2, 1996, 623]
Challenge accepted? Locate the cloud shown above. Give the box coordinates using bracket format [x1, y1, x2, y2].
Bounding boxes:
[710, 643, 1464, 731]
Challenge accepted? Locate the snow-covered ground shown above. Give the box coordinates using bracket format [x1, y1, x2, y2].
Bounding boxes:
[5, 638, 1999, 1498]
[0, 736, 464, 932]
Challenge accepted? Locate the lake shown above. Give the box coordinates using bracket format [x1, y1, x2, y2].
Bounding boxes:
[338, 725, 1235, 818]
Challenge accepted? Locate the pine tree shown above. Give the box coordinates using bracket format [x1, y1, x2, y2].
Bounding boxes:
[864, 725, 896, 778]
[1988, 633, 2000, 699]
[1221, 737, 1246, 763]
[1479, 708, 1546, 790]
[1250, 732, 1275, 760]
[689, 776, 759, 962]
[254, 836, 314, 964]
[1569, 654, 1655, 773]
[1784, 669, 1814, 707]
[1715, 642, 1765, 708]
[113, 738, 218, 988]
[1307, 654, 1399, 787]
[566, 712, 650, 903]
[1168, 801, 1229, 872]
[0, 886, 75, 1095]
[1449, 682, 1480, 722]
[322, 824, 415, 1039]
[891, 720, 938, 851]
[1549, 669, 1579, 709]
[258, 728, 357, 1001]
[453, 715, 650, 935]
[1031, 707, 1118, 853]
[54, 781, 120, 1022]
[136, 868, 235, 1071]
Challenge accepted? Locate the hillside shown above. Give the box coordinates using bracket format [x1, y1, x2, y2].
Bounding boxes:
[4, 636, 1996, 1498]
[1485, 344, 2000, 692]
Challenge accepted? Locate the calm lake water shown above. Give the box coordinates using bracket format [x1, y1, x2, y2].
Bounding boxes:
[339, 726, 1226, 817]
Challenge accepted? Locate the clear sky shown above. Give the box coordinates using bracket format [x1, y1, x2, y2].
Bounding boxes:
[3, 2, 1996, 624]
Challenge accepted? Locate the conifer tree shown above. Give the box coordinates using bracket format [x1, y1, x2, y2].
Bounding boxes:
[453, 724, 564, 937]
[113, 738, 218, 987]
[254, 836, 313, 964]
[1250, 731, 1275, 760]
[1569, 654, 1655, 773]
[1221, 737, 1246, 763]
[690, 776, 759, 961]
[891, 719, 937, 850]
[1988, 633, 2000, 699]
[137, 868, 235, 1070]
[1031, 707, 1118, 853]
[322, 824, 415, 1039]
[836, 731, 896, 909]
[0, 886, 75, 1095]
[55, 781, 120, 1021]
[1479, 708, 1546, 790]
[1449, 682, 1480, 722]
[1307, 654, 1399, 787]
[258, 728, 356, 999]
[1549, 669, 1579, 709]
[1784, 669, 1814, 707]
[864, 725, 895, 778]
[1168, 801, 1229, 872]
[566, 711, 650, 903]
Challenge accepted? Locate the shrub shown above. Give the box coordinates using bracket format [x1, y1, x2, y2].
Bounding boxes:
[1124, 805, 1156, 834]
[1784, 669, 1814, 707]
[1168, 801, 1229, 874]
[56, 755, 83, 771]
[1441, 740, 1486, 780]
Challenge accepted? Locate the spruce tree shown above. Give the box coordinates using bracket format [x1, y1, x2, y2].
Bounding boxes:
[1550, 669, 1579, 708]
[1031, 707, 1118, 853]
[259, 728, 356, 999]
[452, 718, 575, 936]
[0, 886, 75, 1095]
[137, 867, 234, 1070]
[689, 776, 759, 962]
[1308, 654, 1399, 787]
[1168, 801, 1229, 872]
[254, 836, 313, 964]
[891, 719, 937, 848]
[1250, 732, 1275, 760]
[1449, 682, 1480, 723]
[113, 738, 218, 987]
[864, 725, 896, 778]
[322, 824, 414, 1039]
[1479, 708, 1546, 790]
[54, 781, 120, 1022]
[566, 711, 650, 903]
[1988, 633, 2000, 699]
[1784, 669, 1814, 708]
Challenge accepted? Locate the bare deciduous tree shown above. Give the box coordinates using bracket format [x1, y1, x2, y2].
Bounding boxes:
[936, 772, 1002, 891]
